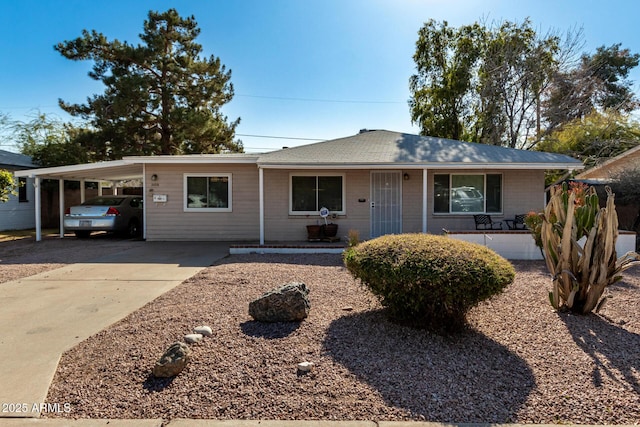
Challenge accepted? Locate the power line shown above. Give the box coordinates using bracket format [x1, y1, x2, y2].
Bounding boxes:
[236, 133, 325, 141]
[236, 94, 404, 104]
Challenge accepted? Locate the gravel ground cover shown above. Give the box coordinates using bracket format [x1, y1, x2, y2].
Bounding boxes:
[35, 252, 640, 424]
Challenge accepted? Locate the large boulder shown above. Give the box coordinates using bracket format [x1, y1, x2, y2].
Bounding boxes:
[152, 341, 190, 378]
[249, 282, 310, 322]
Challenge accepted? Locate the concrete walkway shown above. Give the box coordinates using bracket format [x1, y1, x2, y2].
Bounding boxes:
[0, 242, 230, 419]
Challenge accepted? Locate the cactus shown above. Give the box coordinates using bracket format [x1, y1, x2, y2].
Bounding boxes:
[539, 182, 640, 313]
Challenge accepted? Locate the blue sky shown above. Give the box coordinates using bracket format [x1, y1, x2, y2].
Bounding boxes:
[1, 0, 639, 153]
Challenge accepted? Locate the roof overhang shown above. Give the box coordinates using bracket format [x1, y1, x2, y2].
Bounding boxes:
[14, 155, 583, 181]
[124, 155, 260, 164]
[257, 162, 585, 170]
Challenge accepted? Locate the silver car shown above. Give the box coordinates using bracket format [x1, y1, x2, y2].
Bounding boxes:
[64, 195, 143, 238]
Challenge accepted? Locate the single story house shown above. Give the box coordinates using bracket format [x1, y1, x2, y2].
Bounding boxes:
[0, 149, 37, 231]
[16, 130, 589, 257]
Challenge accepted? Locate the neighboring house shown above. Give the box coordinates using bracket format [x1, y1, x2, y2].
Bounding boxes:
[16, 130, 583, 245]
[0, 149, 37, 231]
[575, 145, 640, 236]
[575, 144, 640, 181]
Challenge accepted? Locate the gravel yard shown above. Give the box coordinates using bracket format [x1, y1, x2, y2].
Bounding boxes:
[2, 237, 639, 423]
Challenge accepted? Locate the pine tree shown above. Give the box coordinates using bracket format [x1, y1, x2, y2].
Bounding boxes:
[55, 8, 242, 159]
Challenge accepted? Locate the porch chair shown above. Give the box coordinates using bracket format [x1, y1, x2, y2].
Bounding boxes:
[473, 214, 502, 230]
[504, 214, 527, 230]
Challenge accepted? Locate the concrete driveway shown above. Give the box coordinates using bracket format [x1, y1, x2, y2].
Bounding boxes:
[0, 242, 230, 418]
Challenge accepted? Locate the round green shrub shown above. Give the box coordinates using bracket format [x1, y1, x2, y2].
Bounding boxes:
[343, 233, 515, 333]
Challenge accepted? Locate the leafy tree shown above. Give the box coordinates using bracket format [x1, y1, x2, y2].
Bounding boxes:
[537, 110, 640, 168]
[611, 166, 640, 206]
[17, 113, 89, 167]
[0, 169, 18, 202]
[544, 44, 640, 131]
[55, 8, 242, 159]
[476, 19, 560, 148]
[410, 19, 562, 148]
[409, 20, 483, 141]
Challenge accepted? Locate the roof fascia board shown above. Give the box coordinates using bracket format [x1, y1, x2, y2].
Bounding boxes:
[257, 162, 584, 170]
[124, 156, 259, 164]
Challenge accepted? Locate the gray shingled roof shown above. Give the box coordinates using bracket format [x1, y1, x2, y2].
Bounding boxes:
[258, 130, 582, 169]
[0, 149, 36, 169]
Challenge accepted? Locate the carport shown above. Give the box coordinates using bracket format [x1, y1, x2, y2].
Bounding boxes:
[14, 160, 144, 241]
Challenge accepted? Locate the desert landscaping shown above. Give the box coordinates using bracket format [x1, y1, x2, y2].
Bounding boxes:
[1, 236, 639, 423]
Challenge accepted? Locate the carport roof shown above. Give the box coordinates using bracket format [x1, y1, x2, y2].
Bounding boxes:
[14, 154, 260, 181]
[14, 159, 144, 181]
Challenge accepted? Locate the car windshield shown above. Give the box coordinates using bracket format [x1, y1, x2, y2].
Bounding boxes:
[82, 197, 126, 206]
[458, 189, 481, 198]
[453, 188, 482, 199]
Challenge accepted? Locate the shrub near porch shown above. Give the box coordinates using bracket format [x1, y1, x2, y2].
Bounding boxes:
[343, 233, 515, 333]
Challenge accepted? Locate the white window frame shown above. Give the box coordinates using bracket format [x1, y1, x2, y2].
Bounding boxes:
[183, 173, 232, 212]
[433, 173, 503, 215]
[289, 172, 346, 215]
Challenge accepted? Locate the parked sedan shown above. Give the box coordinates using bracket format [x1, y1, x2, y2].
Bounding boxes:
[64, 195, 143, 238]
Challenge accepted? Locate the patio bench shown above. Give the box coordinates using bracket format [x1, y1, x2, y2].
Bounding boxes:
[473, 214, 502, 230]
[504, 214, 527, 230]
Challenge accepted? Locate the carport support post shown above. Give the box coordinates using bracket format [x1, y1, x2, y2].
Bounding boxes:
[259, 167, 265, 245]
[80, 179, 85, 203]
[59, 179, 65, 238]
[34, 177, 41, 242]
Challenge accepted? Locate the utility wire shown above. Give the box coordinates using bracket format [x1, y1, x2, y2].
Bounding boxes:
[236, 133, 325, 141]
[236, 94, 404, 104]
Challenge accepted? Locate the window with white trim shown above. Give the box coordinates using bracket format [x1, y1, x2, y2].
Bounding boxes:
[434, 173, 502, 214]
[184, 173, 232, 212]
[290, 173, 345, 215]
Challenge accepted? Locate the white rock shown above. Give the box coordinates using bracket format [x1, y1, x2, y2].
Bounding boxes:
[297, 361, 314, 372]
[194, 325, 213, 336]
[184, 333, 203, 343]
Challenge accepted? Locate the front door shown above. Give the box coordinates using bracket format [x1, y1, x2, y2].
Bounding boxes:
[370, 171, 402, 238]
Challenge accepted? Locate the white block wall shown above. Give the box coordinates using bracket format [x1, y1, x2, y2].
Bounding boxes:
[449, 231, 637, 261]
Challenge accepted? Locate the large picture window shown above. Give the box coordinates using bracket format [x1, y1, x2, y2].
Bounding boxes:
[434, 173, 502, 214]
[290, 174, 345, 215]
[184, 173, 232, 212]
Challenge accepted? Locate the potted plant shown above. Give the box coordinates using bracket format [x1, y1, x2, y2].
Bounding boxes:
[306, 224, 322, 241]
[321, 223, 338, 238]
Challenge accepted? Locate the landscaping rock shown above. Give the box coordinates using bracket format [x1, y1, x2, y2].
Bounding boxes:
[184, 333, 203, 343]
[249, 282, 310, 322]
[152, 342, 190, 378]
[297, 361, 314, 372]
[194, 325, 213, 336]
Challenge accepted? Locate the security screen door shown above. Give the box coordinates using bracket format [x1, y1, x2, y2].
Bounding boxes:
[370, 171, 402, 238]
